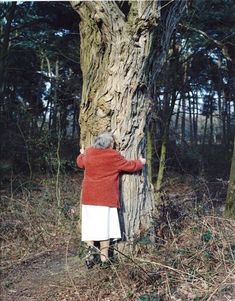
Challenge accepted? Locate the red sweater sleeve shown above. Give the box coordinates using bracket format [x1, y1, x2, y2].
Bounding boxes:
[76, 154, 85, 169]
[115, 152, 144, 172]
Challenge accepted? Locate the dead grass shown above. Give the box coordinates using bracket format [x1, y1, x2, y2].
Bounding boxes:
[0, 173, 234, 301]
[0, 173, 82, 270]
[131, 215, 235, 300]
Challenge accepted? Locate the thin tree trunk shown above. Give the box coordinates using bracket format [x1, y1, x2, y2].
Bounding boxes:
[217, 88, 222, 144]
[224, 89, 231, 146]
[181, 93, 186, 145]
[192, 91, 197, 145]
[48, 103, 53, 131]
[155, 132, 167, 204]
[217, 55, 223, 144]
[72, 100, 78, 139]
[227, 99, 231, 144]
[54, 59, 62, 223]
[39, 57, 50, 133]
[188, 92, 193, 145]
[226, 44, 235, 145]
[224, 136, 235, 218]
[202, 116, 208, 147]
[222, 90, 227, 145]
[155, 90, 176, 205]
[195, 92, 199, 144]
[51, 60, 60, 135]
[175, 98, 181, 132]
[0, 3, 17, 123]
[209, 98, 214, 146]
[40, 99, 50, 133]
[181, 63, 188, 145]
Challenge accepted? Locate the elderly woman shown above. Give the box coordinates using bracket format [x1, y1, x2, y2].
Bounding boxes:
[76, 132, 146, 268]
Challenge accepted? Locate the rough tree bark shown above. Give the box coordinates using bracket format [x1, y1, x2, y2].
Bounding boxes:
[71, 0, 186, 241]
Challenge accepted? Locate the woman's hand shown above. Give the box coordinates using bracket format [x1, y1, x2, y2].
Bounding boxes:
[139, 155, 146, 165]
[80, 145, 85, 154]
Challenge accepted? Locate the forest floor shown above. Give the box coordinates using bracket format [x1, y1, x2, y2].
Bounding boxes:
[0, 172, 235, 301]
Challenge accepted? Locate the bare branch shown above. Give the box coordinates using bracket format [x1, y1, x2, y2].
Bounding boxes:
[148, 0, 187, 89]
[179, 23, 234, 61]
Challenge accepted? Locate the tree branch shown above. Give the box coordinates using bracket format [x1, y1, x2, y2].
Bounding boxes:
[179, 23, 234, 61]
[70, 1, 125, 25]
[149, 0, 187, 88]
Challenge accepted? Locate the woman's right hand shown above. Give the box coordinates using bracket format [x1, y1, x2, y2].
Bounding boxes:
[80, 145, 85, 154]
[139, 155, 146, 165]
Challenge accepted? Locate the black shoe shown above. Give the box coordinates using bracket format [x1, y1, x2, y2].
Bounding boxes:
[85, 258, 95, 269]
[85, 246, 100, 269]
[110, 254, 119, 265]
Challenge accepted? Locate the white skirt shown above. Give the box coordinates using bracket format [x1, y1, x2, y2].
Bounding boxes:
[81, 205, 121, 241]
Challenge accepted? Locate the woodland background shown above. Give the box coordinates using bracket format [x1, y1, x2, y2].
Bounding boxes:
[0, 1, 235, 301]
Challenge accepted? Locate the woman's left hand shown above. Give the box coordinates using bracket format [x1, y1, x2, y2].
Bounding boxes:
[80, 145, 85, 154]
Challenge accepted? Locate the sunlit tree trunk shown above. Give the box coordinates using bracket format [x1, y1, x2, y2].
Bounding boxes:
[71, 0, 186, 240]
[225, 136, 235, 218]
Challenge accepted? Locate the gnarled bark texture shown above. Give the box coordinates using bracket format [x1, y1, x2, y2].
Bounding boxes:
[71, 0, 186, 240]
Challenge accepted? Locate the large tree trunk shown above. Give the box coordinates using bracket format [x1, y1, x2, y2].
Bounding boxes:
[71, 0, 186, 240]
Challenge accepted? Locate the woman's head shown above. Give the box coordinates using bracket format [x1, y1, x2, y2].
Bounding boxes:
[93, 132, 114, 149]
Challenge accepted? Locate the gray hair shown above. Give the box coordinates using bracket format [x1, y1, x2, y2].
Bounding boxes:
[93, 132, 114, 149]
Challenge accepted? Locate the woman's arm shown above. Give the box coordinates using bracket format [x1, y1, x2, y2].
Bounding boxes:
[115, 152, 146, 172]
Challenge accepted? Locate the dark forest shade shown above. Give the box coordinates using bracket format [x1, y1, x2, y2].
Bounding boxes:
[0, 1, 234, 221]
[225, 136, 235, 218]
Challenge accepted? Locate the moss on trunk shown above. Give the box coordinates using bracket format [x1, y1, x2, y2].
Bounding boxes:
[155, 131, 167, 206]
[225, 137, 235, 218]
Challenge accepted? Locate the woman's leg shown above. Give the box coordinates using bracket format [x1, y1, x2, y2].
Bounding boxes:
[86, 240, 94, 248]
[100, 239, 110, 262]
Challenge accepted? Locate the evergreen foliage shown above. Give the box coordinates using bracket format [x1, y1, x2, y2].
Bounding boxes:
[0, 2, 81, 177]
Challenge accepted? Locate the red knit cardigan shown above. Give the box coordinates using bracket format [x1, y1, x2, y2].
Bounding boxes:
[76, 147, 144, 208]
